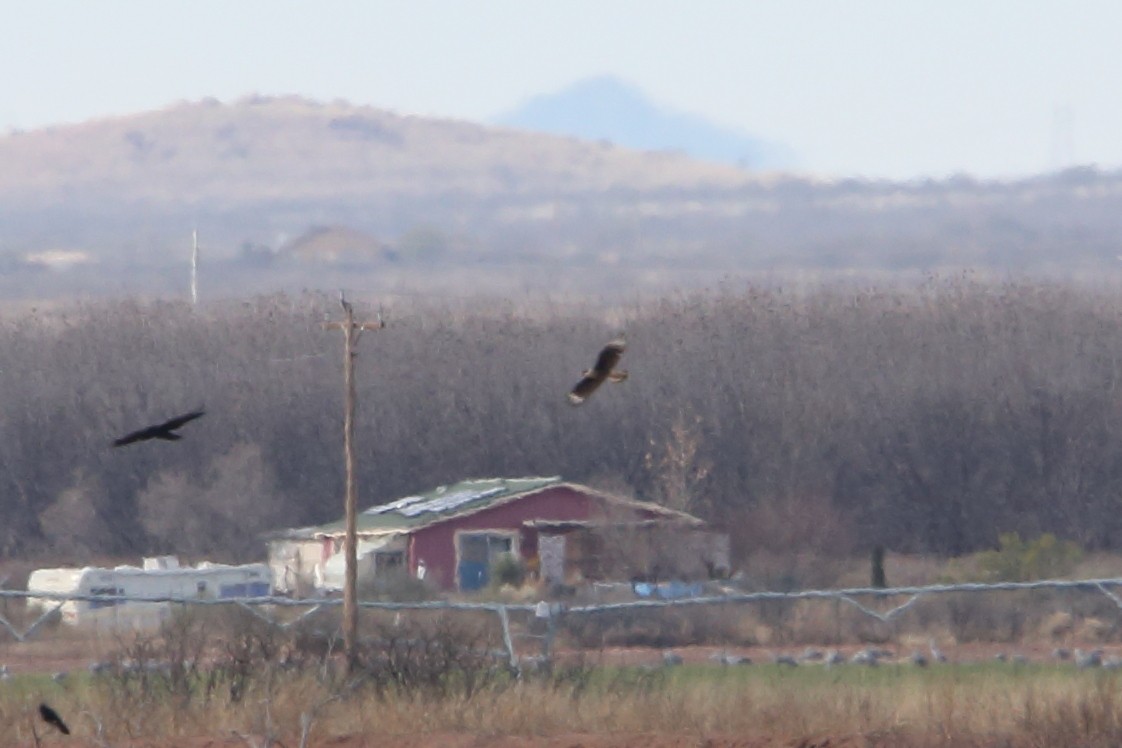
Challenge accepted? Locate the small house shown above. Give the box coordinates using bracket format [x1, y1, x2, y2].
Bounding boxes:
[266, 476, 727, 593]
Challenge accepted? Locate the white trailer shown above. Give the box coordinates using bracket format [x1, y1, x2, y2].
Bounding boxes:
[27, 558, 272, 629]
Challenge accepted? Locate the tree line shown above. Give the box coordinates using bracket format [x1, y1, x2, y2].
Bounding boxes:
[4, 277, 1122, 565]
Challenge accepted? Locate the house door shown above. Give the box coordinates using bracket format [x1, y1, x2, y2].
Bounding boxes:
[457, 533, 515, 591]
[539, 534, 566, 585]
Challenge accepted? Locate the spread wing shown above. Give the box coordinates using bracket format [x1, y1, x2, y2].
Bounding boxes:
[159, 409, 205, 432]
[591, 339, 625, 377]
[568, 374, 605, 405]
[112, 410, 205, 447]
[112, 424, 162, 447]
[568, 339, 625, 405]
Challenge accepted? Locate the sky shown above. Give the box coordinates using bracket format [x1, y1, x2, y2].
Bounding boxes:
[3, 0, 1122, 181]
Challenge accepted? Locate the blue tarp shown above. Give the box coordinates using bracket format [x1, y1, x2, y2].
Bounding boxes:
[632, 581, 704, 599]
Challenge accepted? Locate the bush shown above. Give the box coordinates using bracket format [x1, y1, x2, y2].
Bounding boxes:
[490, 553, 525, 588]
[974, 532, 1083, 582]
[358, 568, 438, 602]
[353, 615, 508, 699]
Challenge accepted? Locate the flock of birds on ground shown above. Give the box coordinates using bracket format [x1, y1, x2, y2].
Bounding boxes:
[653, 642, 1122, 670]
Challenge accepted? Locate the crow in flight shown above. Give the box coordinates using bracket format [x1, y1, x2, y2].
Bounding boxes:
[112, 410, 205, 448]
[38, 702, 70, 735]
[567, 337, 628, 405]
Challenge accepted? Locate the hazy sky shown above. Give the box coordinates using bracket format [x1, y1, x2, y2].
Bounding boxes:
[4, 0, 1121, 180]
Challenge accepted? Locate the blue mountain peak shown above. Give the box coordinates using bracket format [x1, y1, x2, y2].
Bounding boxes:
[495, 75, 795, 170]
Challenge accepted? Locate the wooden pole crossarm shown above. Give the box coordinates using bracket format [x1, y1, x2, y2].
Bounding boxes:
[322, 292, 384, 675]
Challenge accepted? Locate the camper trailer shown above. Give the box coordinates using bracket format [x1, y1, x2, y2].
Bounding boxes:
[26, 557, 272, 629]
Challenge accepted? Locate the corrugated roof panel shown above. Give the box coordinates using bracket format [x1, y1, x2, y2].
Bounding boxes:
[399, 486, 505, 516]
[363, 495, 424, 515]
[310, 476, 562, 535]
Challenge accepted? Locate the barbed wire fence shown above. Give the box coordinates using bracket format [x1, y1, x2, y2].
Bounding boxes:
[5, 577, 1122, 671]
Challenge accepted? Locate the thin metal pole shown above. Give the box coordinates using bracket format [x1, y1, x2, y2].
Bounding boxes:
[190, 229, 199, 306]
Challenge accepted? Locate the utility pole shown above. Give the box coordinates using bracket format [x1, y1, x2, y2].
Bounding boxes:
[323, 292, 384, 673]
[190, 228, 199, 306]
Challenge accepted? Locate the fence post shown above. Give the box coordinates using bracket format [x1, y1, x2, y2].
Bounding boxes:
[542, 604, 560, 674]
[497, 605, 518, 673]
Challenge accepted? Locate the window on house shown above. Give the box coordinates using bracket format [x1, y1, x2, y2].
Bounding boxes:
[375, 551, 405, 572]
[488, 536, 513, 557]
[457, 532, 519, 591]
[89, 586, 124, 609]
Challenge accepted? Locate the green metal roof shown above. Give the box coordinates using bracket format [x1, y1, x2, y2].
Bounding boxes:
[312, 476, 563, 536]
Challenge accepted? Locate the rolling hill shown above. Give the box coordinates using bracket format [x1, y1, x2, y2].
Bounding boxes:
[1, 95, 1122, 301]
[0, 94, 753, 210]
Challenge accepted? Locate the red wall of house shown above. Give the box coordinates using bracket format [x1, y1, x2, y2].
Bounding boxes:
[409, 486, 621, 590]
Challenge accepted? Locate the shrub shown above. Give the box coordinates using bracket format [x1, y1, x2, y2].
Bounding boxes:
[353, 615, 508, 699]
[358, 568, 438, 602]
[490, 553, 525, 588]
[975, 532, 1083, 582]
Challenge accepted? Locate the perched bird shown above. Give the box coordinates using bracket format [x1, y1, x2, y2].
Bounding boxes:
[38, 703, 70, 735]
[567, 338, 628, 405]
[112, 410, 204, 447]
[800, 647, 824, 662]
[851, 648, 881, 666]
[1075, 648, 1103, 669]
[710, 651, 750, 666]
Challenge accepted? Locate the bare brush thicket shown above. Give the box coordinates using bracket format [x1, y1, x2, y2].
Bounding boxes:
[3, 278, 1122, 563]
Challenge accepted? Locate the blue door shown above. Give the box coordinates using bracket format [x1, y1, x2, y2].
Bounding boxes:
[458, 560, 488, 591]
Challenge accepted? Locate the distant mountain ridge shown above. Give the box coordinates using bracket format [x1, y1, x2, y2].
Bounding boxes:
[495, 76, 796, 170]
[2, 93, 1122, 302]
[0, 94, 754, 210]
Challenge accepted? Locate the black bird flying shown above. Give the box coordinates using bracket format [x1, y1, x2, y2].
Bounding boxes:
[112, 410, 205, 448]
[38, 702, 70, 735]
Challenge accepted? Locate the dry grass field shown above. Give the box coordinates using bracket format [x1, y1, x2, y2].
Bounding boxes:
[6, 659, 1122, 747]
[5, 574, 1122, 747]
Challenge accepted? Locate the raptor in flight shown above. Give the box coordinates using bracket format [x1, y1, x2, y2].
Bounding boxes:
[568, 338, 628, 405]
[113, 410, 205, 448]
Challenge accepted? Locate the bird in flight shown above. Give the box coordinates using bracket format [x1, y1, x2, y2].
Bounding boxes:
[112, 410, 205, 448]
[568, 337, 628, 405]
[38, 702, 70, 735]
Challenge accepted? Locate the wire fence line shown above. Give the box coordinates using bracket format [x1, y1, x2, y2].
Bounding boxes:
[5, 577, 1122, 662]
[12, 576, 1122, 610]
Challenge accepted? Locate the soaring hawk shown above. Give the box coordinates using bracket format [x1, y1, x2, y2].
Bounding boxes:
[113, 409, 205, 448]
[568, 338, 628, 405]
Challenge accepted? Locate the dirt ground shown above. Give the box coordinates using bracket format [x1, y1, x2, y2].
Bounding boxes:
[19, 734, 870, 747]
[0, 638, 1100, 677]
